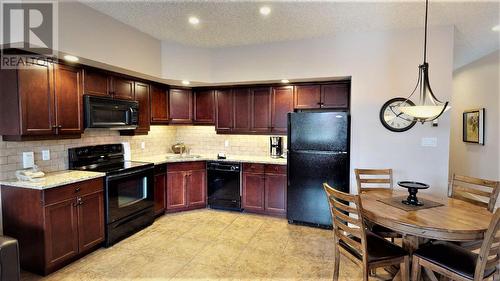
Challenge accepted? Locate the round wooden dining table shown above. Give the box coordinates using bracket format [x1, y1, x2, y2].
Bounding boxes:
[359, 189, 493, 253]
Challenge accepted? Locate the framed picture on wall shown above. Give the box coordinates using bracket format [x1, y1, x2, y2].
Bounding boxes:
[463, 108, 485, 145]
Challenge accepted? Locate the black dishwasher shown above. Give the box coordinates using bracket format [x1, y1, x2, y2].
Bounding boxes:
[207, 161, 242, 211]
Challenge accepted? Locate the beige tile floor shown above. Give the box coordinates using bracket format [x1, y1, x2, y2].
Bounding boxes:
[21, 209, 390, 281]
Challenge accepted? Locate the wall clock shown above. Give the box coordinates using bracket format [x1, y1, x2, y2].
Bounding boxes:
[379, 98, 417, 132]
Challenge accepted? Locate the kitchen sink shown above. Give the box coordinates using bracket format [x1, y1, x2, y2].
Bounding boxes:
[166, 155, 202, 159]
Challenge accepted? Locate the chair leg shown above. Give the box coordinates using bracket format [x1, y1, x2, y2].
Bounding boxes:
[400, 256, 410, 281]
[333, 247, 340, 281]
[411, 257, 421, 281]
[362, 266, 370, 281]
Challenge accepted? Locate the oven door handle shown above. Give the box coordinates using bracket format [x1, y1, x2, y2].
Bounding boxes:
[106, 167, 153, 181]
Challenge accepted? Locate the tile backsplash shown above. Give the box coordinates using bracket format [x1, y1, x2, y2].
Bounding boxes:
[0, 126, 286, 180]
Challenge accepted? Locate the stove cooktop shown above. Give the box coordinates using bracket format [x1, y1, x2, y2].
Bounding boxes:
[73, 161, 153, 174]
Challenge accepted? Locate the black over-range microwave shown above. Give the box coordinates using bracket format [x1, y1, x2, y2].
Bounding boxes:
[84, 95, 139, 130]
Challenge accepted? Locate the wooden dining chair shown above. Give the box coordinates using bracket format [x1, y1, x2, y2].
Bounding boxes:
[450, 174, 500, 213]
[355, 168, 401, 241]
[323, 183, 410, 281]
[411, 208, 500, 281]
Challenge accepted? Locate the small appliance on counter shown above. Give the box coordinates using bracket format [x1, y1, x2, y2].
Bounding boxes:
[15, 165, 45, 182]
[270, 136, 283, 158]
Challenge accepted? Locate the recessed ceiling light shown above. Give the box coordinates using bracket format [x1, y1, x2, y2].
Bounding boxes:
[182, 80, 190, 85]
[63, 55, 79, 62]
[259, 6, 271, 16]
[188, 16, 200, 25]
[493, 25, 500, 32]
[281, 79, 290, 83]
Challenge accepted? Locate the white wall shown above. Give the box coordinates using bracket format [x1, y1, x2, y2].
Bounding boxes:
[450, 51, 499, 181]
[58, 2, 162, 77]
[177, 26, 452, 195]
[161, 40, 212, 82]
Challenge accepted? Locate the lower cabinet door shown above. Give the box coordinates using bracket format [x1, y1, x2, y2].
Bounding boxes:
[44, 198, 79, 268]
[265, 174, 287, 215]
[77, 191, 105, 253]
[154, 172, 167, 215]
[187, 170, 206, 207]
[167, 171, 188, 210]
[242, 172, 266, 212]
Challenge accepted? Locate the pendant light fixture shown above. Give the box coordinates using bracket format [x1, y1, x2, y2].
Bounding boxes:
[398, 0, 450, 123]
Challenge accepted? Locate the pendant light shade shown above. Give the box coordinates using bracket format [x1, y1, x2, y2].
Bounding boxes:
[397, 0, 450, 123]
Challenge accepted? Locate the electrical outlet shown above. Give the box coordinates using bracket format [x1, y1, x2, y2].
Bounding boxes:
[224, 140, 229, 147]
[22, 152, 35, 168]
[141, 142, 146, 150]
[42, 150, 50, 161]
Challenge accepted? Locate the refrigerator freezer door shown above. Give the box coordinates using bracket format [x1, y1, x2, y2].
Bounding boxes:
[287, 150, 349, 227]
[288, 112, 348, 152]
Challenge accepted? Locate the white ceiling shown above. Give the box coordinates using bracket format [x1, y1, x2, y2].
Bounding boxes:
[81, 1, 499, 68]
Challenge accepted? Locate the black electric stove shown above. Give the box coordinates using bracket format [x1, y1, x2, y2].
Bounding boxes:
[69, 144, 155, 247]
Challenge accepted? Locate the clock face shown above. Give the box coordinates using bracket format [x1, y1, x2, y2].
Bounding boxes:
[379, 98, 417, 132]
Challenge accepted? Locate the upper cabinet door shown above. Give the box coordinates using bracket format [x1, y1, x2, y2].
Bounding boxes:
[215, 89, 233, 133]
[294, 85, 321, 109]
[83, 69, 110, 97]
[233, 88, 252, 133]
[112, 77, 135, 100]
[54, 64, 83, 135]
[271, 86, 294, 134]
[150, 84, 169, 124]
[250, 87, 272, 133]
[320, 83, 349, 109]
[18, 63, 56, 135]
[134, 82, 151, 133]
[169, 88, 193, 124]
[193, 90, 215, 125]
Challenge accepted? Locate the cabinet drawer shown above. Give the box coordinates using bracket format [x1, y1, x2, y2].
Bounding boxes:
[44, 178, 104, 206]
[243, 163, 265, 174]
[167, 161, 205, 172]
[265, 165, 286, 175]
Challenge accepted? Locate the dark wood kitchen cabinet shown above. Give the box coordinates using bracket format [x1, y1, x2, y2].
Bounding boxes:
[0, 62, 83, 140]
[242, 163, 287, 216]
[193, 90, 215, 125]
[169, 88, 193, 124]
[166, 162, 206, 212]
[1, 178, 105, 275]
[250, 87, 272, 133]
[83, 68, 111, 97]
[294, 85, 321, 109]
[271, 86, 294, 134]
[294, 83, 349, 109]
[232, 88, 252, 133]
[215, 89, 233, 133]
[150, 84, 169, 124]
[112, 77, 135, 100]
[154, 164, 167, 216]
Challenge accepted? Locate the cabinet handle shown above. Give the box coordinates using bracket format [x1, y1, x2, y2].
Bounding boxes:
[75, 187, 81, 193]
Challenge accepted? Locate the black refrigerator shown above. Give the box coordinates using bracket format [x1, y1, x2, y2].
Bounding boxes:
[287, 111, 350, 228]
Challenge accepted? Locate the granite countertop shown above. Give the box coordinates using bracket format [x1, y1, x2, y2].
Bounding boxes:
[133, 154, 287, 166]
[0, 170, 106, 190]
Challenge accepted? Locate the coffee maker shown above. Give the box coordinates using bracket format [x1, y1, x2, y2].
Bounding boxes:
[270, 137, 283, 158]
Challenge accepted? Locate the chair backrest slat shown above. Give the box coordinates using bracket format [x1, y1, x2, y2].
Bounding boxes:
[451, 174, 500, 212]
[475, 209, 500, 279]
[355, 168, 393, 194]
[323, 183, 367, 263]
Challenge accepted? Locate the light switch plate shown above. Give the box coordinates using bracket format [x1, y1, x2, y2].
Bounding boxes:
[140, 142, 145, 149]
[421, 137, 438, 147]
[22, 152, 35, 168]
[224, 140, 229, 147]
[42, 150, 50, 161]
